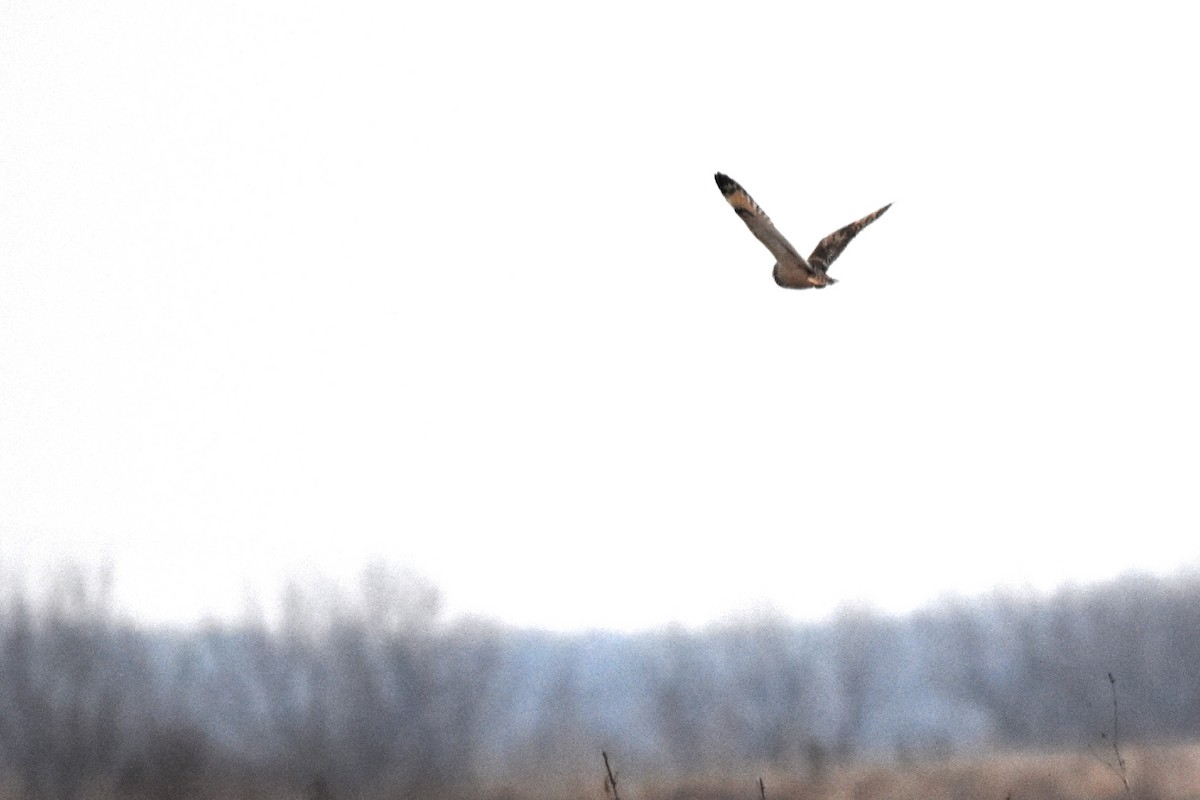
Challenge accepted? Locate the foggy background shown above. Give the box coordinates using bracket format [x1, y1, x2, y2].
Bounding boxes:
[4, 0, 1200, 798]
[3, 564, 1199, 799]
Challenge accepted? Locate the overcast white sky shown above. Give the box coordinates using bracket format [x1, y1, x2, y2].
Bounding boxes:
[2, 1, 1198, 631]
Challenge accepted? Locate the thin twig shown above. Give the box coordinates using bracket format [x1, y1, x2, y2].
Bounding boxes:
[758, 777, 766, 800]
[1088, 672, 1133, 800]
[602, 751, 621, 800]
[1107, 672, 1133, 800]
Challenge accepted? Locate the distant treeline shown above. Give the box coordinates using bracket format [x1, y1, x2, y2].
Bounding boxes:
[2, 564, 1199, 800]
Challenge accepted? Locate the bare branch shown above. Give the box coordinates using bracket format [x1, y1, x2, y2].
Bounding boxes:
[602, 751, 621, 800]
[1088, 672, 1133, 800]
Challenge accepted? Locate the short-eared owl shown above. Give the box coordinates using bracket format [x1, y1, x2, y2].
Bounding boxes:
[715, 172, 890, 289]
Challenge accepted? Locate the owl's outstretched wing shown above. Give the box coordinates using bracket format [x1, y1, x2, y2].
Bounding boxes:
[807, 203, 892, 272]
[714, 173, 812, 276]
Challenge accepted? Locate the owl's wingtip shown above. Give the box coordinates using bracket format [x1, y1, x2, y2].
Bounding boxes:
[714, 172, 737, 195]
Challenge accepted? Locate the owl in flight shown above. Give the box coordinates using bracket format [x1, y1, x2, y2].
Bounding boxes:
[715, 172, 890, 289]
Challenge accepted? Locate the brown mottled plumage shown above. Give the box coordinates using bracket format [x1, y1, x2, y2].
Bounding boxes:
[714, 172, 890, 289]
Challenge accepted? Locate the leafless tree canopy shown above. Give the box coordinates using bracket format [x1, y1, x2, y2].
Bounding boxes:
[2, 566, 1199, 799]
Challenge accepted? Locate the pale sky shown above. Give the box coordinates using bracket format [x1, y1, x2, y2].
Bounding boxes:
[2, 1, 1198, 632]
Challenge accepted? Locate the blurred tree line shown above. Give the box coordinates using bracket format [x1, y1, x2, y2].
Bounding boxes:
[2, 564, 1200, 799]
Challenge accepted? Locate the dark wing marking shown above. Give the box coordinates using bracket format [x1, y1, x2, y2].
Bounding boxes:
[807, 203, 892, 272]
[714, 173, 810, 271]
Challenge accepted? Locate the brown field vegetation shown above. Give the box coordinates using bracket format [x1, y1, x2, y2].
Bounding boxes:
[558, 743, 1200, 800]
[2, 740, 1200, 800]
